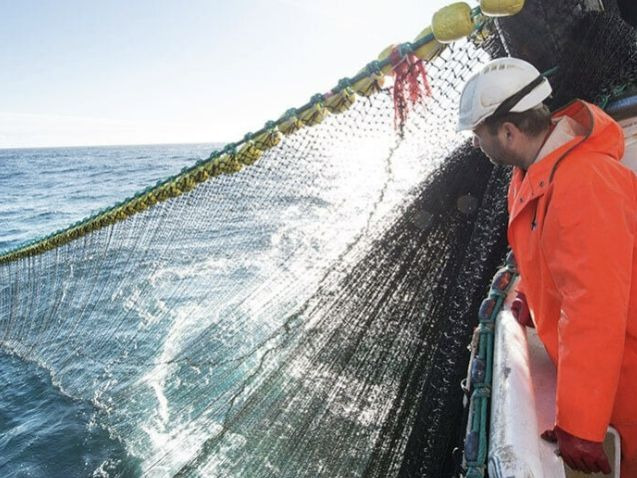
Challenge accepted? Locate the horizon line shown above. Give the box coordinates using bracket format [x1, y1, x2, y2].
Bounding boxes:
[0, 140, 228, 151]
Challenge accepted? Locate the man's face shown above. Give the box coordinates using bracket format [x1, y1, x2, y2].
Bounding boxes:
[472, 122, 526, 168]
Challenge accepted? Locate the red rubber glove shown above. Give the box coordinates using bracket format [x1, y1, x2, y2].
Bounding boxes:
[510, 291, 533, 327]
[541, 426, 611, 474]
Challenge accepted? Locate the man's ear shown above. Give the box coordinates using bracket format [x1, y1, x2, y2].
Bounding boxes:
[501, 122, 518, 143]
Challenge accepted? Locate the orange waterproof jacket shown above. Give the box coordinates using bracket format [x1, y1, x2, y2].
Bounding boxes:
[507, 100, 637, 442]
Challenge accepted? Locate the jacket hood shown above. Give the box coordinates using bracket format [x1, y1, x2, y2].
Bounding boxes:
[553, 100, 625, 162]
[508, 99, 627, 224]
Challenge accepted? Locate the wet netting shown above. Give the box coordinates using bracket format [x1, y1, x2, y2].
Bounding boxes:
[0, 1, 630, 477]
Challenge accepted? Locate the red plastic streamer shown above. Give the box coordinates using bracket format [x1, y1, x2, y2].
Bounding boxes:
[391, 47, 432, 132]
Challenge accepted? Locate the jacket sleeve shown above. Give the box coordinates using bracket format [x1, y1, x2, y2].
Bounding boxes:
[542, 157, 634, 442]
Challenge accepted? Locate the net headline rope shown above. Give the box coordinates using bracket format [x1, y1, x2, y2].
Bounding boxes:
[0, 3, 497, 266]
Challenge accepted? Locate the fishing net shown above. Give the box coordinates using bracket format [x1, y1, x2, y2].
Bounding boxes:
[1, 1, 631, 477]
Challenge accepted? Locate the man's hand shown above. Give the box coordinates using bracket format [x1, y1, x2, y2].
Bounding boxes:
[541, 426, 611, 474]
[510, 291, 533, 327]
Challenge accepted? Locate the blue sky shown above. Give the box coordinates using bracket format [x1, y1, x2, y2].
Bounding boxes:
[1, 0, 461, 148]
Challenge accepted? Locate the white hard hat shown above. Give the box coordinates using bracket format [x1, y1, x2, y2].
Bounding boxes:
[456, 57, 552, 132]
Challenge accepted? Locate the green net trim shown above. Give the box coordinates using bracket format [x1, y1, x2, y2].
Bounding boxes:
[0, 8, 493, 266]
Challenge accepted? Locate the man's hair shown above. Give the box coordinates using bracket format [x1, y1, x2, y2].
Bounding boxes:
[484, 104, 551, 136]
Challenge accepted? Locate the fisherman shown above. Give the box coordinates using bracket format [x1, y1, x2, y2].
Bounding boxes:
[457, 57, 637, 476]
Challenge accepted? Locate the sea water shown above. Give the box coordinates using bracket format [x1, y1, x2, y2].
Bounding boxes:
[0, 144, 216, 477]
[0, 127, 448, 477]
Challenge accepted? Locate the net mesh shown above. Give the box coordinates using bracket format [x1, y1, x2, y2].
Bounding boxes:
[0, 1, 629, 476]
[2, 40, 499, 477]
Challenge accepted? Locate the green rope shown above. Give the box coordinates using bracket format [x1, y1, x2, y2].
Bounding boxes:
[463, 251, 518, 477]
[0, 6, 492, 266]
